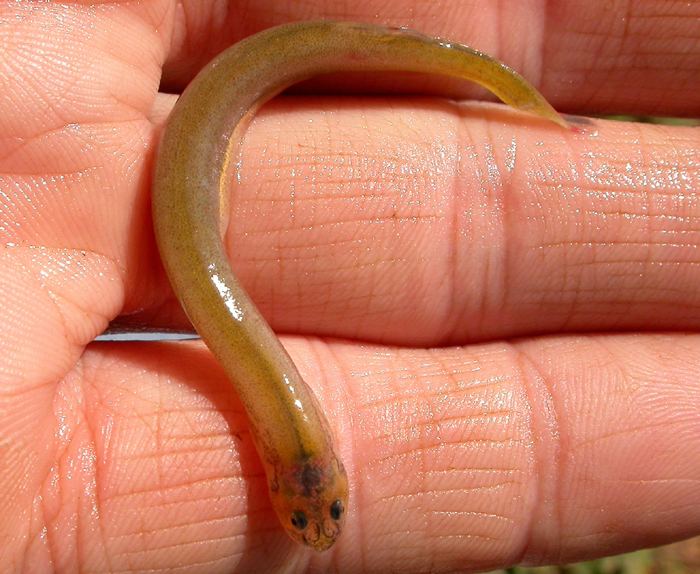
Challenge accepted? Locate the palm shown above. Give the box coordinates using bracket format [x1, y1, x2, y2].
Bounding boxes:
[2, 2, 699, 573]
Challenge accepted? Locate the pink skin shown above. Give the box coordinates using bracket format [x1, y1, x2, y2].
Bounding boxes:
[1, 1, 699, 573]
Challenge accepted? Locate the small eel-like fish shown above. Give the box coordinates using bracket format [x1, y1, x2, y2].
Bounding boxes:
[152, 20, 566, 551]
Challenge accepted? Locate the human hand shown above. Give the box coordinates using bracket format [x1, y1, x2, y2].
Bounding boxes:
[1, 1, 698, 572]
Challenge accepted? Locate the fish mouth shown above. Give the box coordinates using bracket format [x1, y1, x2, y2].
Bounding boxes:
[302, 521, 339, 551]
[304, 534, 337, 552]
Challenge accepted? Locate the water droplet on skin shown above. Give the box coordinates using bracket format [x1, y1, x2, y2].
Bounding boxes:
[505, 137, 517, 173]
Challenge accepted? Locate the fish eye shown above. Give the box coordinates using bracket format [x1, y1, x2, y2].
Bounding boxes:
[330, 499, 344, 521]
[291, 511, 308, 530]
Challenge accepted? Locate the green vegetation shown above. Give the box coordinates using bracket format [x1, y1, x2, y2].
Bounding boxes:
[490, 537, 700, 574]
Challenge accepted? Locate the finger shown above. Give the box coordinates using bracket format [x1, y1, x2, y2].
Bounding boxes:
[0, 8, 170, 561]
[342, 333, 700, 568]
[0, 2, 168, 324]
[21, 334, 698, 571]
[163, 0, 700, 116]
[142, 101, 700, 345]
